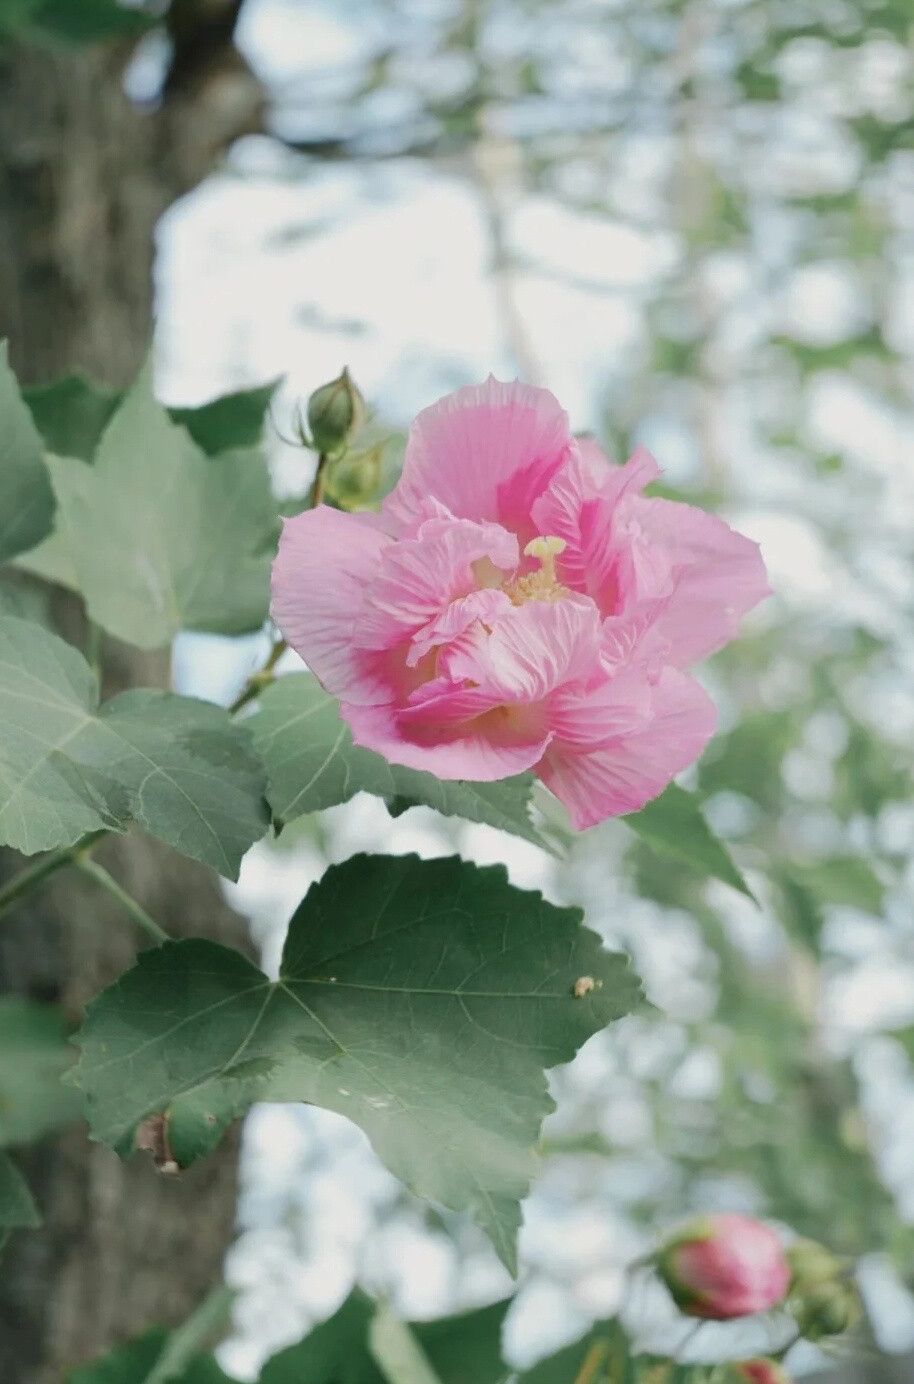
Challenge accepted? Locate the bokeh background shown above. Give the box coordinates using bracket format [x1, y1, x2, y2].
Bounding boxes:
[139, 0, 913, 1377]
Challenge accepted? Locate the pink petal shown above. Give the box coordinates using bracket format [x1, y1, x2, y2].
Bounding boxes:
[441, 597, 604, 703]
[355, 517, 518, 653]
[531, 445, 667, 613]
[629, 497, 771, 666]
[383, 377, 573, 534]
[407, 587, 514, 667]
[536, 667, 717, 829]
[341, 698, 551, 781]
[271, 506, 391, 702]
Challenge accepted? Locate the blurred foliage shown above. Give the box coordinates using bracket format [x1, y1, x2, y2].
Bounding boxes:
[246, 0, 914, 1358]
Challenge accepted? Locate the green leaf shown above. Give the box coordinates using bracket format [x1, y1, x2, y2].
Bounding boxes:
[68, 1330, 169, 1384]
[24, 0, 155, 45]
[370, 1309, 444, 1384]
[170, 381, 280, 456]
[67, 1288, 236, 1383]
[413, 1301, 510, 1384]
[0, 1151, 40, 1228]
[0, 342, 56, 564]
[23, 375, 121, 462]
[792, 855, 886, 914]
[72, 854, 643, 1271]
[249, 673, 549, 851]
[0, 0, 42, 36]
[47, 364, 278, 649]
[260, 1293, 509, 1384]
[0, 997, 82, 1146]
[624, 784, 754, 898]
[262, 1293, 382, 1384]
[517, 1328, 614, 1384]
[23, 375, 278, 463]
[0, 615, 268, 876]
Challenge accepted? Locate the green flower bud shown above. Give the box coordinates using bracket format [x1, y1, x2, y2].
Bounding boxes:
[327, 444, 382, 506]
[790, 1279, 861, 1342]
[306, 368, 365, 455]
[785, 1238, 844, 1290]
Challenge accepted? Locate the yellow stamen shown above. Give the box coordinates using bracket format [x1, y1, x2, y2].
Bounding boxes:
[524, 535, 566, 582]
[504, 535, 570, 605]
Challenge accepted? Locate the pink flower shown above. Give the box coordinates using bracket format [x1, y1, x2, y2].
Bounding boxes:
[657, 1213, 791, 1320]
[271, 378, 769, 829]
[735, 1362, 791, 1384]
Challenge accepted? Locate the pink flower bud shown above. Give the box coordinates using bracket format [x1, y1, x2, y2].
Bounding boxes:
[657, 1213, 791, 1319]
[735, 1361, 791, 1384]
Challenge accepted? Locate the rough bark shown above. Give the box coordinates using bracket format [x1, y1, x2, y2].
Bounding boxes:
[0, 28, 261, 1384]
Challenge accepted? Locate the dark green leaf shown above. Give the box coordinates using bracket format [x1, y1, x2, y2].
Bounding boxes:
[261, 1293, 508, 1384]
[73, 854, 643, 1270]
[250, 673, 549, 851]
[370, 1308, 444, 1384]
[0, 997, 82, 1146]
[170, 381, 280, 456]
[0, 616, 268, 876]
[47, 365, 278, 648]
[68, 1330, 170, 1384]
[24, 375, 278, 462]
[0, 341, 56, 564]
[23, 375, 120, 461]
[413, 1300, 510, 1384]
[67, 1288, 235, 1383]
[624, 784, 753, 898]
[0, 1151, 40, 1228]
[262, 1293, 382, 1384]
[25, 0, 155, 45]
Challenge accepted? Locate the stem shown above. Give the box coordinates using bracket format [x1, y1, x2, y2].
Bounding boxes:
[310, 451, 330, 507]
[675, 1321, 704, 1360]
[226, 452, 328, 716]
[73, 856, 169, 944]
[0, 830, 108, 921]
[85, 620, 103, 677]
[0, 848, 73, 920]
[571, 1340, 609, 1384]
[227, 635, 288, 715]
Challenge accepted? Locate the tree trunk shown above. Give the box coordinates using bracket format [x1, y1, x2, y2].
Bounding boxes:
[0, 32, 260, 1384]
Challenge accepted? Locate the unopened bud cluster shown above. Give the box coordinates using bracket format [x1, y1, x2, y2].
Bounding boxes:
[649, 1214, 861, 1383]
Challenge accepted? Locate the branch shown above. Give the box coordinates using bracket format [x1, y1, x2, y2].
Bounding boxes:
[157, 0, 264, 195]
[163, 0, 246, 98]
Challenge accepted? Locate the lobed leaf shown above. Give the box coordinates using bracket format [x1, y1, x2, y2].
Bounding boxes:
[72, 853, 643, 1271]
[0, 341, 56, 564]
[46, 365, 278, 648]
[0, 616, 268, 876]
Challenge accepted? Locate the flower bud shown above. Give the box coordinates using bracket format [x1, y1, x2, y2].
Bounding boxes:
[327, 444, 382, 506]
[656, 1213, 790, 1320]
[306, 368, 365, 455]
[790, 1278, 861, 1342]
[785, 1238, 844, 1290]
[734, 1361, 791, 1384]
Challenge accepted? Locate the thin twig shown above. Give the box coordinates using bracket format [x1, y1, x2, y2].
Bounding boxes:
[226, 449, 327, 715]
[571, 1339, 609, 1384]
[73, 857, 169, 945]
[227, 635, 288, 715]
[0, 830, 108, 922]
